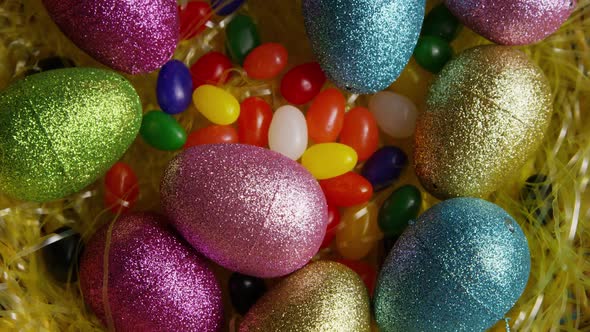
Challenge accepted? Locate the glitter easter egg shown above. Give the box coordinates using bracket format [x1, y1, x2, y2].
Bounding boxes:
[445, 0, 576, 45]
[43, 0, 179, 74]
[374, 198, 531, 332]
[161, 144, 328, 278]
[0, 68, 141, 202]
[414, 46, 552, 199]
[302, 0, 425, 94]
[80, 213, 223, 332]
[240, 261, 371, 332]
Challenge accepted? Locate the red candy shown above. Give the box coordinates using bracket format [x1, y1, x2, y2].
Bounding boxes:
[185, 125, 238, 148]
[336, 259, 377, 295]
[306, 88, 346, 143]
[190, 51, 233, 89]
[320, 172, 373, 207]
[320, 204, 341, 249]
[243, 43, 288, 80]
[179, 1, 211, 40]
[339, 107, 379, 161]
[238, 97, 273, 147]
[280, 62, 326, 105]
[104, 162, 139, 214]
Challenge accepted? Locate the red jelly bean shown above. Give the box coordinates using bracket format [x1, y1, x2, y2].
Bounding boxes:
[336, 259, 377, 295]
[243, 43, 288, 80]
[306, 88, 346, 143]
[184, 125, 238, 148]
[320, 204, 341, 249]
[339, 107, 379, 161]
[320, 172, 373, 207]
[190, 51, 233, 89]
[178, 1, 211, 40]
[280, 62, 326, 105]
[238, 97, 273, 147]
[104, 162, 139, 214]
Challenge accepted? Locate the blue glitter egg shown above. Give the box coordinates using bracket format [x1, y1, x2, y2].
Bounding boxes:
[374, 197, 531, 332]
[302, 0, 425, 94]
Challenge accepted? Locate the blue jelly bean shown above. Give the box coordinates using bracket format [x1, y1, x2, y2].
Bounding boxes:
[211, 0, 246, 15]
[361, 146, 407, 191]
[157, 60, 193, 115]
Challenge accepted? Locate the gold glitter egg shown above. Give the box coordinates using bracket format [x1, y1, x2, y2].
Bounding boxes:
[239, 261, 371, 332]
[0, 68, 142, 202]
[414, 45, 552, 199]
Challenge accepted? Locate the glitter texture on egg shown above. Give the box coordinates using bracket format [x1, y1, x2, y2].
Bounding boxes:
[79, 212, 223, 332]
[240, 261, 371, 332]
[161, 144, 328, 278]
[414, 45, 552, 199]
[445, 0, 576, 45]
[0, 68, 142, 202]
[374, 198, 531, 332]
[42, 0, 179, 74]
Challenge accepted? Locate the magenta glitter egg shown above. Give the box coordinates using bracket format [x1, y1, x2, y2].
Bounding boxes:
[43, 0, 179, 74]
[161, 144, 328, 278]
[79, 213, 223, 332]
[444, 0, 576, 45]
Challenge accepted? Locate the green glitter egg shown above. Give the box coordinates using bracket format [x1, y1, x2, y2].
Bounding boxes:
[0, 68, 142, 202]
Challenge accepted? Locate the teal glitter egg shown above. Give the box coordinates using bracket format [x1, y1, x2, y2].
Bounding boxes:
[374, 197, 531, 331]
[0, 68, 142, 202]
[303, 0, 425, 94]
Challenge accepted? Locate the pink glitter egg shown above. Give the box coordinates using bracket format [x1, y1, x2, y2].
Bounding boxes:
[43, 0, 179, 74]
[79, 212, 223, 332]
[161, 144, 328, 278]
[444, 0, 576, 45]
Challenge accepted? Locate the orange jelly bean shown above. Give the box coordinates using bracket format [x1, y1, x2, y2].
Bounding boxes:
[335, 202, 382, 260]
[243, 43, 288, 80]
[339, 106, 379, 161]
[319, 172, 373, 207]
[104, 162, 139, 214]
[184, 125, 238, 148]
[238, 97, 273, 147]
[306, 88, 346, 143]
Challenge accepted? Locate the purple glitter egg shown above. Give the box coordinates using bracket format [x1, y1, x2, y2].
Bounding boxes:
[444, 0, 576, 45]
[79, 213, 223, 332]
[43, 0, 179, 74]
[161, 144, 328, 278]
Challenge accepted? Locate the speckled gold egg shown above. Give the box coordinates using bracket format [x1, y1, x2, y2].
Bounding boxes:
[414, 45, 552, 199]
[239, 261, 371, 332]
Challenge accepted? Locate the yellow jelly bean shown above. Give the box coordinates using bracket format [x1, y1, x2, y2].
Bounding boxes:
[335, 202, 382, 260]
[301, 143, 358, 179]
[193, 85, 240, 125]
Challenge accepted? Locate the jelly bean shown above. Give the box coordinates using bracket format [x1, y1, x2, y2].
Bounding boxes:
[243, 43, 289, 80]
[361, 146, 407, 191]
[369, 91, 418, 139]
[229, 272, 267, 315]
[339, 107, 379, 161]
[140, 110, 187, 150]
[320, 204, 341, 249]
[184, 125, 238, 148]
[226, 14, 261, 65]
[421, 4, 461, 41]
[268, 105, 308, 160]
[104, 162, 139, 214]
[157, 60, 193, 115]
[319, 172, 373, 207]
[335, 259, 377, 295]
[378, 184, 421, 237]
[190, 51, 233, 89]
[306, 88, 346, 143]
[211, 0, 245, 16]
[413, 36, 453, 74]
[335, 203, 382, 261]
[280, 62, 326, 105]
[193, 84, 240, 125]
[178, 1, 211, 39]
[238, 97, 273, 147]
[301, 143, 357, 179]
[42, 227, 83, 283]
[521, 174, 554, 225]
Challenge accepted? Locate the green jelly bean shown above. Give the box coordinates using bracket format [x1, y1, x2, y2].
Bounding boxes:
[140, 110, 187, 151]
[378, 185, 422, 237]
[413, 35, 453, 74]
[226, 14, 261, 65]
[422, 4, 461, 41]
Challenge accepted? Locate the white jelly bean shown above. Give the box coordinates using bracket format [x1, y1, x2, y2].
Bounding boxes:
[268, 105, 308, 160]
[369, 91, 418, 138]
